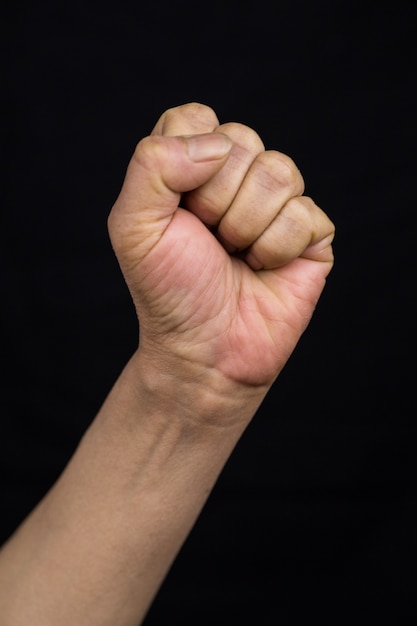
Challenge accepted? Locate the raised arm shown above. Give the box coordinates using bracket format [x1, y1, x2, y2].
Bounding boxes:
[0, 103, 334, 626]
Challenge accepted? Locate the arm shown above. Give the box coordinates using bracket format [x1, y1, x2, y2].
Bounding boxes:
[0, 103, 334, 626]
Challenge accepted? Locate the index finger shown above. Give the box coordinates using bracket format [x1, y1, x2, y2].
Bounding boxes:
[151, 102, 220, 137]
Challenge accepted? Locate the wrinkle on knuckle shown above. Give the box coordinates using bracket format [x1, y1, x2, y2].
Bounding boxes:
[254, 151, 304, 195]
[284, 196, 312, 226]
[162, 102, 219, 134]
[218, 122, 265, 153]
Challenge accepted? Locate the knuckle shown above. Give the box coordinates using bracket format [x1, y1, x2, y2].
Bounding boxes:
[283, 197, 316, 235]
[294, 196, 335, 232]
[286, 195, 313, 217]
[254, 151, 305, 195]
[257, 150, 304, 195]
[133, 135, 165, 169]
[218, 122, 265, 153]
[285, 196, 335, 240]
[161, 102, 219, 133]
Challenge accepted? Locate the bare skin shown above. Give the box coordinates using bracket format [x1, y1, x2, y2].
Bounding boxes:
[0, 103, 334, 625]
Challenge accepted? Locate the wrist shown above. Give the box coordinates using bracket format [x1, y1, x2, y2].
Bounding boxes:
[125, 347, 270, 437]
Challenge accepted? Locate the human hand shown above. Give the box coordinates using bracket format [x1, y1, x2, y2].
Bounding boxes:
[108, 103, 334, 394]
[0, 103, 334, 626]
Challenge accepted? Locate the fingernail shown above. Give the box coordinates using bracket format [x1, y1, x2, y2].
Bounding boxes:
[185, 133, 232, 162]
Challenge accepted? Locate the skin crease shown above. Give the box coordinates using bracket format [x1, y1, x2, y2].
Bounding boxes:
[0, 103, 334, 626]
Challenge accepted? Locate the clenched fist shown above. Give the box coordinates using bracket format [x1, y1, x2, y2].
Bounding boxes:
[108, 103, 334, 391]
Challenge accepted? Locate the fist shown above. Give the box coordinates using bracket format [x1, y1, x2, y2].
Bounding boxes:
[108, 103, 335, 387]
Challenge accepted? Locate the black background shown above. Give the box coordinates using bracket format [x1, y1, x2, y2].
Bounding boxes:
[1, 1, 416, 624]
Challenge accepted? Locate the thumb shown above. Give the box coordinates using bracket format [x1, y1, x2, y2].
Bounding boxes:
[108, 132, 232, 264]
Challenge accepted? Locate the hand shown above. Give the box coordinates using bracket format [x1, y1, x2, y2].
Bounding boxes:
[108, 103, 334, 390]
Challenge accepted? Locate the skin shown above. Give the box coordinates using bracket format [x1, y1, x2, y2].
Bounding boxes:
[0, 103, 334, 625]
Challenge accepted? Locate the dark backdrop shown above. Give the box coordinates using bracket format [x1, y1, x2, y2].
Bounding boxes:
[2, 1, 416, 623]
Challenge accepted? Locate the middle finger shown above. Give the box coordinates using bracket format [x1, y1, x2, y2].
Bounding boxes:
[183, 121, 265, 225]
[217, 149, 305, 252]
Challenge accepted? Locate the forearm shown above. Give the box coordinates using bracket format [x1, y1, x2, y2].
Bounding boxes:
[0, 351, 268, 626]
[0, 101, 334, 625]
